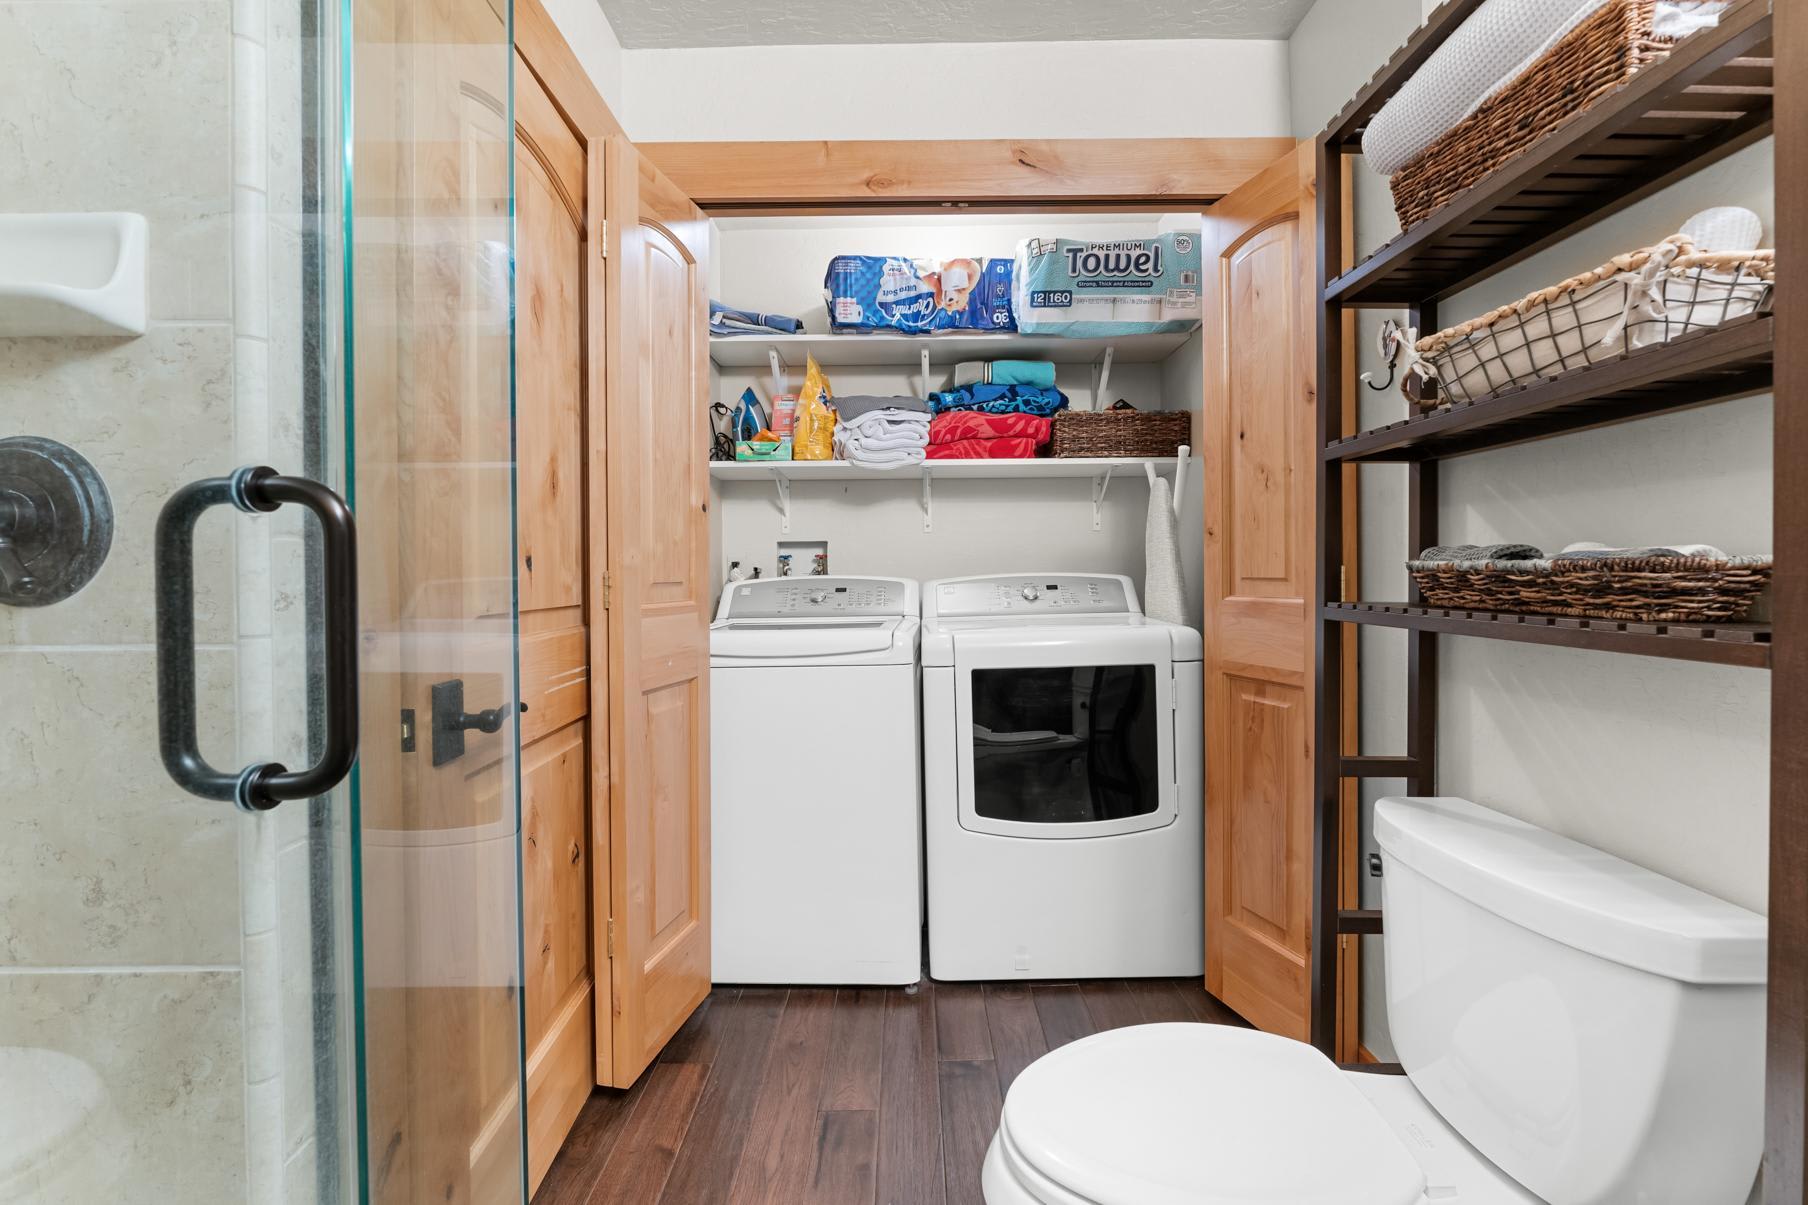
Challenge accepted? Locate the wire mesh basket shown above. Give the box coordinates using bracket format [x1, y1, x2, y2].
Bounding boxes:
[1406, 236, 1773, 409]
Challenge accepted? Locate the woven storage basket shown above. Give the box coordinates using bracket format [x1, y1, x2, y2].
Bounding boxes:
[1049, 407, 1191, 458]
[1390, 0, 1677, 229]
[1407, 236, 1773, 408]
[1405, 554, 1772, 623]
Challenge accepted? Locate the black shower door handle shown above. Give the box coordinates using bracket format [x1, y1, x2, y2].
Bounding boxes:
[155, 466, 359, 812]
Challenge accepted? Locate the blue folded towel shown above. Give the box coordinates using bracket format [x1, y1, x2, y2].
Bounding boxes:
[953, 360, 1057, 389]
[929, 383, 1068, 418]
[709, 300, 805, 337]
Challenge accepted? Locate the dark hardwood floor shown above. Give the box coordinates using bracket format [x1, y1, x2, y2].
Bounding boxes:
[534, 976, 1249, 1205]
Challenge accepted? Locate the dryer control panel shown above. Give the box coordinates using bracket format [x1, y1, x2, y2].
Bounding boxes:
[718, 576, 914, 621]
[930, 574, 1134, 617]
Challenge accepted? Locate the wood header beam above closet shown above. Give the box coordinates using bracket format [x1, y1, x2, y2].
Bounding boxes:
[637, 137, 1296, 211]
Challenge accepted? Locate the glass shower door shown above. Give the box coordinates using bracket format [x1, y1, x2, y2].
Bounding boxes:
[0, 0, 523, 1202]
[348, 1, 526, 1203]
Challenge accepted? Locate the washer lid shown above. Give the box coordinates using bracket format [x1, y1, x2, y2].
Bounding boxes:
[1001, 1024, 1426, 1205]
[709, 616, 913, 662]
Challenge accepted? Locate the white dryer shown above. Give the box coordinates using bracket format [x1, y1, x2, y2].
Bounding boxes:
[710, 576, 922, 985]
[921, 574, 1203, 981]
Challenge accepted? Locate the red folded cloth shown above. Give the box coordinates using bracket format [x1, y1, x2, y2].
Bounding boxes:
[927, 411, 1052, 446]
[925, 436, 1042, 460]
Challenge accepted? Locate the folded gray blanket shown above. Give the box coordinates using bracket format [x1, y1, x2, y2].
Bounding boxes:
[1554, 547, 1686, 560]
[831, 394, 930, 421]
[1417, 543, 1544, 563]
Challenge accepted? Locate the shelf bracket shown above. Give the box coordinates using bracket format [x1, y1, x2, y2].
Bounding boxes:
[920, 347, 932, 400]
[921, 468, 933, 533]
[767, 348, 790, 400]
[1092, 345, 1116, 407]
[772, 471, 791, 534]
[1091, 465, 1117, 532]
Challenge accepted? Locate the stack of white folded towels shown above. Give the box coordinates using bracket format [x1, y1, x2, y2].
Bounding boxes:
[831, 395, 930, 469]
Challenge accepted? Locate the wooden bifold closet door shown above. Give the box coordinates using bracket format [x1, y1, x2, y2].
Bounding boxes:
[599, 141, 714, 1088]
[1201, 142, 1331, 1044]
[514, 51, 597, 1190]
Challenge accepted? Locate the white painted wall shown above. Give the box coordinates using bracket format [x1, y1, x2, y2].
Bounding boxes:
[1288, 0, 1774, 1062]
[709, 213, 1206, 631]
[540, 0, 626, 116]
[624, 38, 1291, 141]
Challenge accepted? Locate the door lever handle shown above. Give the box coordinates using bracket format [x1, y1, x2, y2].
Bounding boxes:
[429, 677, 524, 766]
[452, 699, 527, 735]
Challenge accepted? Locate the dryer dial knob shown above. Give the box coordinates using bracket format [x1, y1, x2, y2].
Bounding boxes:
[807, 591, 828, 605]
[1020, 586, 1041, 601]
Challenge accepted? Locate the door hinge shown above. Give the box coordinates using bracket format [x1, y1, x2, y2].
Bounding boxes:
[1339, 564, 1348, 601]
[606, 917, 615, 957]
[597, 218, 608, 257]
[601, 570, 611, 610]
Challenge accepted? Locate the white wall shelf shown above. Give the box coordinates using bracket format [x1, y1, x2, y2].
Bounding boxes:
[0, 213, 147, 337]
[711, 455, 1182, 533]
[707, 331, 1191, 369]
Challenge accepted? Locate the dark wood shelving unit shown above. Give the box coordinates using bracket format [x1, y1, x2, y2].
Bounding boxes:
[1326, 602, 1773, 668]
[1323, 0, 1775, 306]
[1309, 0, 1782, 1118]
[1325, 313, 1773, 463]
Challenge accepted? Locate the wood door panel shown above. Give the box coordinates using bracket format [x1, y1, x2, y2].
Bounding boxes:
[525, 978, 595, 1192]
[603, 141, 712, 1087]
[1204, 143, 1319, 1045]
[636, 224, 704, 607]
[644, 679, 703, 945]
[519, 625, 589, 746]
[1222, 221, 1303, 599]
[513, 48, 595, 1191]
[1221, 677, 1309, 951]
[515, 131, 586, 615]
[522, 723, 591, 1037]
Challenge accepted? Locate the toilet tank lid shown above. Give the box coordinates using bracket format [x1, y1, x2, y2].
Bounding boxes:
[1375, 796, 1766, 985]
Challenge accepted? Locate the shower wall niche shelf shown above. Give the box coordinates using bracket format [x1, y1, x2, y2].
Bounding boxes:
[0, 213, 148, 337]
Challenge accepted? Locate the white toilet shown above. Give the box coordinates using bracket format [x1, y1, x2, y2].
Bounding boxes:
[983, 796, 1768, 1205]
[0, 1047, 124, 1203]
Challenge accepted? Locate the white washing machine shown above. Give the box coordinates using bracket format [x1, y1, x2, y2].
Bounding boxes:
[922, 573, 1203, 981]
[710, 575, 922, 985]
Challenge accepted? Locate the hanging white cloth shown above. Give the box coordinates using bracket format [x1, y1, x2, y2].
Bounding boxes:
[1144, 476, 1186, 626]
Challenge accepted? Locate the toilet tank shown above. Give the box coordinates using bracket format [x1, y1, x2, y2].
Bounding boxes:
[1375, 797, 1766, 1205]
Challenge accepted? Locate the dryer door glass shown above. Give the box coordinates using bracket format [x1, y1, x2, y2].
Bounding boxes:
[969, 665, 1160, 825]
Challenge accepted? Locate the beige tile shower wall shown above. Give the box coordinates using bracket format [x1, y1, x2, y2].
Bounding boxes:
[0, 2, 249, 1204]
[1287, 0, 1774, 1064]
[233, 0, 320, 1202]
[3, 0, 317, 1200]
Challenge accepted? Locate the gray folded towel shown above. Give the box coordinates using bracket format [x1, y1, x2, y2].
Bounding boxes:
[830, 394, 930, 421]
[1418, 543, 1544, 563]
[1553, 547, 1685, 561]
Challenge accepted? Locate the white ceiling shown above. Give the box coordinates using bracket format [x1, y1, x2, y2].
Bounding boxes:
[598, 0, 1317, 49]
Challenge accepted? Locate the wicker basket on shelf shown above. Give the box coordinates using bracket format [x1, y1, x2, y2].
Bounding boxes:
[1390, 0, 1680, 229]
[1405, 236, 1773, 409]
[1049, 406, 1191, 458]
[1406, 554, 1773, 623]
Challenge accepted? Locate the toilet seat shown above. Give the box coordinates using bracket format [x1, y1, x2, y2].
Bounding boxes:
[0, 1047, 121, 1202]
[991, 1023, 1427, 1205]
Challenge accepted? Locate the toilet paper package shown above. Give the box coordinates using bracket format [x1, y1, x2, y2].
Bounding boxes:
[825, 255, 1016, 334]
[1012, 234, 1202, 337]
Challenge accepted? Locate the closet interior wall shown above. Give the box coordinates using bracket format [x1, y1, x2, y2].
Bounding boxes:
[706, 212, 1206, 626]
[1293, 0, 1774, 1062]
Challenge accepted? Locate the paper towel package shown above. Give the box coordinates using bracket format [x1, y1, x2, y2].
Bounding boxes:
[824, 255, 1016, 333]
[1012, 234, 1202, 337]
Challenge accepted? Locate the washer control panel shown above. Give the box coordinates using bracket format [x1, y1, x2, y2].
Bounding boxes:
[721, 576, 912, 620]
[932, 575, 1133, 617]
